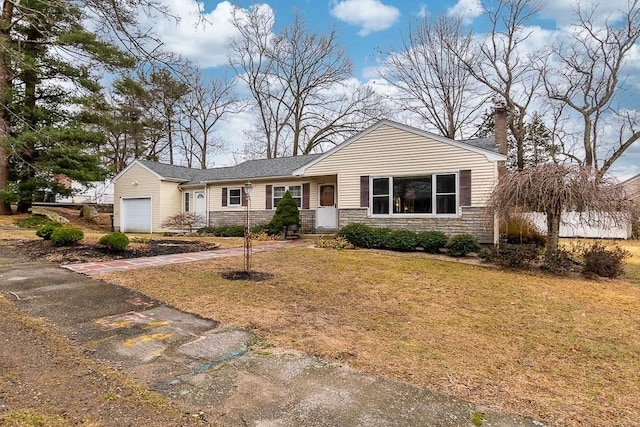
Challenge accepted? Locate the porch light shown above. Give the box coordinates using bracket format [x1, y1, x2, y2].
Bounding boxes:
[244, 181, 253, 201]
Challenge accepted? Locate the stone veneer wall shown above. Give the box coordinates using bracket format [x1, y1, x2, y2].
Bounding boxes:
[337, 207, 494, 243]
[207, 210, 316, 233]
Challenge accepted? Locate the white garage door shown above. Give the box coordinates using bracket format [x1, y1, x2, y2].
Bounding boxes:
[121, 198, 152, 233]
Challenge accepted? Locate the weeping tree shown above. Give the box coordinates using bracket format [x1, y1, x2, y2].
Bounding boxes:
[488, 163, 632, 255]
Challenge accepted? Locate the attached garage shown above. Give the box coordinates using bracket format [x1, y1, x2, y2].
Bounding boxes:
[121, 197, 152, 232]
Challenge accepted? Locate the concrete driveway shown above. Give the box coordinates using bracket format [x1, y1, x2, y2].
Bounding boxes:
[0, 247, 546, 426]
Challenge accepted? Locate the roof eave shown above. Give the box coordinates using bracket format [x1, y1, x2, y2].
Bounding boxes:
[200, 174, 302, 184]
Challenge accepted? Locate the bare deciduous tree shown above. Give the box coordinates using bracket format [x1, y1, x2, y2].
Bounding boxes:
[179, 69, 243, 169]
[229, 7, 384, 158]
[379, 15, 485, 139]
[541, 0, 640, 176]
[489, 163, 631, 254]
[457, 0, 544, 170]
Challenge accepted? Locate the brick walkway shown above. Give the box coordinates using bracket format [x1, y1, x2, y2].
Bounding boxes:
[63, 240, 309, 276]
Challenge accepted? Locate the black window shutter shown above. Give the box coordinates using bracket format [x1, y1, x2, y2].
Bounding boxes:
[302, 183, 310, 209]
[266, 185, 273, 209]
[459, 170, 471, 207]
[360, 176, 369, 207]
[222, 187, 227, 207]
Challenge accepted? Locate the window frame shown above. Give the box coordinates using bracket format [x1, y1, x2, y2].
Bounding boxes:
[369, 173, 459, 217]
[272, 184, 302, 209]
[184, 192, 190, 212]
[227, 187, 243, 207]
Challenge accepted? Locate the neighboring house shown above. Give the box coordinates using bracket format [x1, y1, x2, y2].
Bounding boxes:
[55, 180, 114, 204]
[622, 173, 640, 205]
[524, 174, 640, 240]
[113, 119, 506, 243]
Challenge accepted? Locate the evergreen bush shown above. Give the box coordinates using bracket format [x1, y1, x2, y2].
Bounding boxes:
[446, 233, 481, 257]
[50, 226, 84, 246]
[337, 223, 373, 247]
[99, 232, 130, 251]
[416, 231, 448, 253]
[36, 221, 63, 240]
[383, 229, 418, 251]
[268, 191, 301, 238]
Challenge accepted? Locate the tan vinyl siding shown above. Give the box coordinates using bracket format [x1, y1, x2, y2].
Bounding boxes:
[114, 163, 185, 232]
[304, 124, 498, 207]
[207, 178, 323, 211]
[158, 181, 183, 230]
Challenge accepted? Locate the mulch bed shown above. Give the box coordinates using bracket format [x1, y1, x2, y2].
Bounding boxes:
[5, 239, 220, 264]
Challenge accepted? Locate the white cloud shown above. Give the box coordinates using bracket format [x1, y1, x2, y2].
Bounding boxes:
[538, 0, 635, 27]
[137, 0, 271, 68]
[330, 0, 400, 36]
[447, 0, 482, 25]
[417, 4, 429, 19]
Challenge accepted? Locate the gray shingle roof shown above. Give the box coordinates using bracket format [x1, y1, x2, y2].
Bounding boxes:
[459, 136, 500, 153]
[137, 154, 323, 185]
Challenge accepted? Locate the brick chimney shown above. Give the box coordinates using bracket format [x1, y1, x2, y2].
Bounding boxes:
[494, 102, 508, 176]
[494, 104, 508, 156]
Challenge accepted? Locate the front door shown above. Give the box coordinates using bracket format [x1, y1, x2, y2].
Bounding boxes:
[194, 190, 207, 226]
[317, 184, 337, 229]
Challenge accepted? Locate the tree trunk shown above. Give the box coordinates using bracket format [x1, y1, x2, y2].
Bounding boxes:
[0, 1, 13, 214]
[546, 210, 561, 254]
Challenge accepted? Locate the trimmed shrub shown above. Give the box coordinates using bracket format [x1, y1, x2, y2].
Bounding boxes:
[383, 229, 418, 252]
[99, 232, 130, 251]
[416, 231, 448, 253]
[50, 226, 84, 246]
[15, 215, 49, 229]
[198, 225, 246, 237]
[268, 191, 301, 238]
[446, 233, 481, 257]
[542, 248, 578, 275]
[337, 223, 392, 249]
[369, 227, 391, 249]
[492, 243, 542, 268]
[337, 223, 373, 247]
[580, 241, 629, 278]
[36, 221, 63, 240]
[500, 215, 547, 247]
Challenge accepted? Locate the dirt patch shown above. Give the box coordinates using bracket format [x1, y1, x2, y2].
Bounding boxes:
[220, 270, 275, 281]
[6, 239, 219, 264]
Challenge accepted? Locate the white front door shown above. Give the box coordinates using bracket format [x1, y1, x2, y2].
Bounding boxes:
[194, 190, 207, 226]
[317, 184, 337, 229]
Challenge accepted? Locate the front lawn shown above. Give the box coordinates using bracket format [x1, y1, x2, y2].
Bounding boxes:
[99, 244, 640, 426]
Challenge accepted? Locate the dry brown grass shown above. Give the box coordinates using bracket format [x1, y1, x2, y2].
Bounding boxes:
[99, 245, 640, 426]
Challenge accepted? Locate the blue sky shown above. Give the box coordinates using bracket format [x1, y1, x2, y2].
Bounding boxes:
[139, 0, 640, 179]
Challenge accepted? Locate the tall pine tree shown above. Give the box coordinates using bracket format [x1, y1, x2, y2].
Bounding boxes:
[0, 0, 133, 213]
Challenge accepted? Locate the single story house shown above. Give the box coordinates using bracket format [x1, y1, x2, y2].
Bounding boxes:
[113, 119, 507, 243]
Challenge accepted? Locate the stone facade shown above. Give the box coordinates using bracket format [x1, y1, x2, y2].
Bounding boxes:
[337, 207, 495, 243]
[207, 210, 316, 233]
[206, 207, 493, 242]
